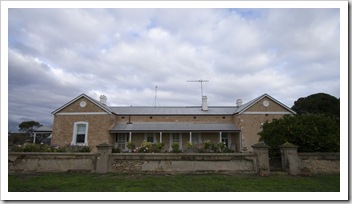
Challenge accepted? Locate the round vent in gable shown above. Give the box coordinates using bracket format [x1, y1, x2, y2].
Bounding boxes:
[263, 100, 269, 107]
[80, 101, 87, 107]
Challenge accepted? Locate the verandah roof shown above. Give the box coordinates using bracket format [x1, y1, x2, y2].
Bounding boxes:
[110, 123, 240, 133]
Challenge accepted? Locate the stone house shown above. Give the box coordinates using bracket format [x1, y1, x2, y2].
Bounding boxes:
[51, 93, 295, 152]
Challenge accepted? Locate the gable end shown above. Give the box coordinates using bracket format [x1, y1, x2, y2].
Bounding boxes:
[51, 94, 112, 115]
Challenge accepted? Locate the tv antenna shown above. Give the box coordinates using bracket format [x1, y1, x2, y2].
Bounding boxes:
[153, 85, 160, 107]
[187, 79, 209, 97]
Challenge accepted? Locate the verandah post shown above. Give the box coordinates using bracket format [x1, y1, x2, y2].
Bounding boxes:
[160, 132, 162, 143]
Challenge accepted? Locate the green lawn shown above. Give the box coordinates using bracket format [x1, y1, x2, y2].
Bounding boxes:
[8, 173, 340, 192]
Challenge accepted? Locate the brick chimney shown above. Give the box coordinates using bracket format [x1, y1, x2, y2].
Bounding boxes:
[236, 99, 243, 107]
[100, 95, 107, 105]
[202, 96, 208, 111]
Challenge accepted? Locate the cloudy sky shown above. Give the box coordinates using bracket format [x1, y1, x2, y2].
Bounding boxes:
[5, 4, 342, 131]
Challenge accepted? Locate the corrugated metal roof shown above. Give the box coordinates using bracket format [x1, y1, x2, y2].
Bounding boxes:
[110, 106, 238, 115]
[110, 123, 240, 132]
[34, 126, 53, 132]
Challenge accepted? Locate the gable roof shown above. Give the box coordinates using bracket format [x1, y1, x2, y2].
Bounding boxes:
[51, 93, 113, 115]
[235, 93, 296, 114]
[51, 93, 295, 116]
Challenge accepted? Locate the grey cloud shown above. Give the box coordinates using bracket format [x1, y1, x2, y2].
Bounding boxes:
[6, 8, 341, 129]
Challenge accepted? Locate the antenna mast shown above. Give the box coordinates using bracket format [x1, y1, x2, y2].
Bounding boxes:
[153, 85, 160, 107]
[187, 79, 209, 97]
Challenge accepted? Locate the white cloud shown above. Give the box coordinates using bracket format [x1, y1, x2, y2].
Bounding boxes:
[6, 7, 341, 129]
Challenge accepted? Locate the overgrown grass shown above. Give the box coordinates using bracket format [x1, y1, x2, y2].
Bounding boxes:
[8, 173, 339, 192]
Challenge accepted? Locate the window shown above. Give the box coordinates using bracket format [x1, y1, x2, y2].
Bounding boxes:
[145, 133, 156, 143]
[116, 133, 128, 150]
[191, 133, 201, 144]
[72, 122, 88, 145]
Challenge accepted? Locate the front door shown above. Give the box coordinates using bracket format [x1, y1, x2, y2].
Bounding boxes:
[169, 133, 182, 151]
[221, 133, 229, 148]
[116, 133, 128, 151]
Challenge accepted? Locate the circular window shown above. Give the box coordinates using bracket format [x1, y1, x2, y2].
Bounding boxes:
[263, 100, 269, 107]
[80, 101, 87, 107]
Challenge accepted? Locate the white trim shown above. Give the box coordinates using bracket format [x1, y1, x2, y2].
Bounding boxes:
[56, 112, 109, 115]
[241, 111, 292, 115]
[72, 121, 89, 146]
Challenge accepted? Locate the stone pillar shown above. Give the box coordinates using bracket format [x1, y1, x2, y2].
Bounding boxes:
[96, 143, 113, 174]
[129, 132, 132, 142]
[280, 142, 300, 175]
[251, 142, 270, 176]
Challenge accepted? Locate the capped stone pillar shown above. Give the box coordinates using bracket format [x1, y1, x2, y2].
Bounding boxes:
[96, 143, 113, 173]
[251, 142, 270, 176]
[280, 142, 300, 175]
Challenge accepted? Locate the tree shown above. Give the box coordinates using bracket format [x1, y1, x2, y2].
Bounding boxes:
[258, 114, 339, 152]
[291, 93, 339, 118]
[19, 121, 41, 135]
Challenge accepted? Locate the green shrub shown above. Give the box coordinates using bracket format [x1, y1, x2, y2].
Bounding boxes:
[171, 142, 182, 153]
[23, 143, 52, 152]
[198, 141, 235, 153]
[126, 141, 135, 150]
[155, 142, 165, 152]
[136, 140, 152, 153]
[112, 147, 121, 153]
[9, 143, 92, 153]
[259, 114, 340, 153]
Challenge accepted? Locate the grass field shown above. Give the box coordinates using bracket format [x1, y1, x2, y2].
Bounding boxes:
[8, 173, 340, 192]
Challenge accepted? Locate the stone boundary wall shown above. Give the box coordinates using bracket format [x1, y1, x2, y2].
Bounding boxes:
[298, 152, 340, 174]
[9, 143, 339, 175]
[109, 153, 258, 174]
[8, 153, 97, 174]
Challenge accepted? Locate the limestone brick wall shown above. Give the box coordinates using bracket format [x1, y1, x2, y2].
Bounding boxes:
[109, 153, 257, 174]
[298, 153, 340, 174]
[59, 98, 106, 113]
[234, 114, 285, 152]
[51, 114, 117, 152]
[232, 96, 294, 152]
[245, 97, 290, 112]
[8, 153, 96, 174]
